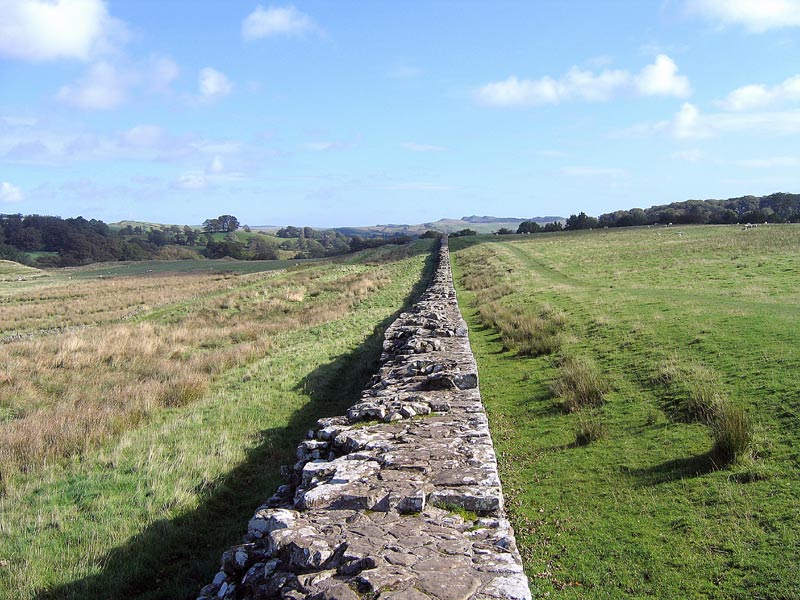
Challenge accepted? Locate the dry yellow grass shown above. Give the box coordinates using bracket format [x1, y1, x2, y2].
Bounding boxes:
[0, 265, 388, 479]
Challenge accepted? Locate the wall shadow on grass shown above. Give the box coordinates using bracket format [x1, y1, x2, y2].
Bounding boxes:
[35, 248, 437, 600]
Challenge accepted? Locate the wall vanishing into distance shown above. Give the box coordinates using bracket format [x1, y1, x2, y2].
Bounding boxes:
[199, 240, 531, 600]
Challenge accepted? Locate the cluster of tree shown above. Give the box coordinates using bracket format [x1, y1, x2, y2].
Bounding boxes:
[515, 221, 565, 234]
[121, 225, 201, 246]
[204, 236, 279, 260]
[202, 215, 240, 233]
[598, 193, 800, 228]
[349, 234, 412, 252]
[449, 229, 478, 237]
[274, 225, 353, 257]
[0, 214, 152, 267]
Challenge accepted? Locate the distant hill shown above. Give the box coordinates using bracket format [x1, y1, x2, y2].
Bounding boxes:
[111, 216, 565, 238]
[460, 215, 562, 225]
[334, 215, 563, 237]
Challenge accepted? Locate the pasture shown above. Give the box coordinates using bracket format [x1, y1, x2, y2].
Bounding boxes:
[451, 224, 800, 598]
[0, 243, 434, 599]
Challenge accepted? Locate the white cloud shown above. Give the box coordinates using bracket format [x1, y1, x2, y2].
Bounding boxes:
[475, 75, 563, 107]
[199, 67, 232, 100]
[686, 0, 800, 33]
[635, 54, 692, 97]
[0, 0, 126, 62]
[56, 62, 129, 110]
[0, 182, 24, 204]
[241, 5, 318, 41]
[402, 142, 446, 152]
[673, 102, 709, 138]
[560, 166, 627, 177]
[718, 75, 800, 111]
[663, 102, 800, 138]
[476, 55, 689, 107]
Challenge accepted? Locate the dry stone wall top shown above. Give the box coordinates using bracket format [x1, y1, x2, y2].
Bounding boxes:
[199, 239, 531, 600]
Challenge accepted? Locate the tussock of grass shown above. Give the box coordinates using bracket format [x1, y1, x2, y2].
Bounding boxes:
[710, 400, 753, 465]
[574, 411, 607, 445]
[654, 357, 722, 423]
[551, 355, 610, 412]
[654, 356, 754, 465]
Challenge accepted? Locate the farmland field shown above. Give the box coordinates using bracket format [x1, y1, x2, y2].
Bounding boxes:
[451, 224, 800, 598]
[0, 242, 434, 599]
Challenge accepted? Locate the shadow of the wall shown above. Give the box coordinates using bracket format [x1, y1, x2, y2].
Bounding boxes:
[35, 248, 437, 600]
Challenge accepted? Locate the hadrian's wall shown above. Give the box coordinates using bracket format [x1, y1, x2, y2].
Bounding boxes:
[199, 239, 531, 600]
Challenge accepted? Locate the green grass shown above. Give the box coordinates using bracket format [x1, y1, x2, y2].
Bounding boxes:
[67, 257, 320, 278]
[451, 224, 800, 598]
[0, 242, 435, 599]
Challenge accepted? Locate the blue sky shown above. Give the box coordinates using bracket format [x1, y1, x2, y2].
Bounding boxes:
[1, 0, 800, 227]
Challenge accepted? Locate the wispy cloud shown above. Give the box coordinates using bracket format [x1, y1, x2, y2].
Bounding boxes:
[55, 55, 181, 111]
[402, 142, 446, 152]
[303, 141, 347, 151]
[56, 62, 130, 110]
[476, 54, 690, 107]
[628, 101, 800, 139]
[686, 0, 800, 33]
[241, 5, 319, 41]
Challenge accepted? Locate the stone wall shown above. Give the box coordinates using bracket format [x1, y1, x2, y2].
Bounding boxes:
[198, 239, 531, 600]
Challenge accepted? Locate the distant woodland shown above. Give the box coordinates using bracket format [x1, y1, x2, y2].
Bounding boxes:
[0, 213, 411, 268]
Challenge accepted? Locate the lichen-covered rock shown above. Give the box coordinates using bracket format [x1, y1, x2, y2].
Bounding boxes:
[199, 239, 530, 600]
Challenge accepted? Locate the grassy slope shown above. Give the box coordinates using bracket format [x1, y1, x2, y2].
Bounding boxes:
[0, 260, 47, 280]
[451, 225, 800, 598]
[0, 242, 434, 599]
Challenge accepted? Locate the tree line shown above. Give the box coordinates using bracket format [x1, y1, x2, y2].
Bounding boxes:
[0, 213, 420, 268]
[597, 193, 800, 228]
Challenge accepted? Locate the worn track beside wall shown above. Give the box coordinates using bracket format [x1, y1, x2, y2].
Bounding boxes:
[199, 240, 531, 600]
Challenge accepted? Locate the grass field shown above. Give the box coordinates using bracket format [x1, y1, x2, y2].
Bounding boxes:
[0, 240, 434, 599]
[451, 225, 800, 598]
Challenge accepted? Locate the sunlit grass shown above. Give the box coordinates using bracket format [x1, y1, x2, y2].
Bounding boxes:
[0, 241, 434, 599]
[452, 224, 800, 598]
